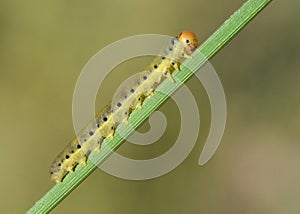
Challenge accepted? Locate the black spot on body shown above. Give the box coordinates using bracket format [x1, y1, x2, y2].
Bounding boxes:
[66, 155, 70, 159]
[77, 144, 81, 149]
[103, 117, 108, 121]
[117, 102, 122, 107]
[130, 88, 135, 93]
[97, 123, 100, 128]
[169, 48, 173, 51]
[154, 65, 158, 69]
[89, 131, 94, 136]
[162, 56, 165, 60]
[58, 163, 61, 166]
[143, 76, 147, 80]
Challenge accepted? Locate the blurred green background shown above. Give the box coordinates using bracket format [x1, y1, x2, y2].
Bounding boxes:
[1, 0, 299, 213]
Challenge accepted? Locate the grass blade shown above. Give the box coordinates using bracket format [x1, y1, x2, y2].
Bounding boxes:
[27, 0, 272, 213]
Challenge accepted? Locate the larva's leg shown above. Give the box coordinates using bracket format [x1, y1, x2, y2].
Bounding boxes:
[80, 156, 87, 166]
[148, 91, 154, 97]
[94, 145, 100, 153]
[164, 71, 175, 82]
[55, 179, 62, 184]
[163, 61, 182, 82]
[144, 88, 154, 98]
[126, 108, 133, 118]
[124, 117, 129, 125]
[91, 137, 103, 153]
[122, 110, 130, 125]
[100, 120, 116, 140]
[67, 163, 77, 172]
[173, 62, 181, 71]
[136, 94, 146, 109]
[107, 125, 116, 140]
[107, 131, 114, 140]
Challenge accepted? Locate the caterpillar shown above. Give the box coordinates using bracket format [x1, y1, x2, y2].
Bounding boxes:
[50, 31, 199, 183]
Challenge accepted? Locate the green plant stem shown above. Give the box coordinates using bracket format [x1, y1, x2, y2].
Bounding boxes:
[27, 0, 272, 213]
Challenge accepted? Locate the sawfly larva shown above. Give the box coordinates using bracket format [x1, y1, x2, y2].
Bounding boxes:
[50, 31, 198, 183]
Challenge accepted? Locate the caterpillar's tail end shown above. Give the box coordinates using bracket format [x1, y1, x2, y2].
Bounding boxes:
[50, 160, 67, 183]
[50, 172, 64, 184]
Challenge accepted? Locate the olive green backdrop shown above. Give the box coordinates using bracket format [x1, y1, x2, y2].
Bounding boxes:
[0, 0, 299, 213]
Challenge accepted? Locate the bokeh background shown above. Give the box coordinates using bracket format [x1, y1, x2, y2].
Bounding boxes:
[1, 0, 299, 213]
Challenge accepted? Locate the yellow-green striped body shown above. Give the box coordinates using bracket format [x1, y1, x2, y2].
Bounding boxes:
[50, 31, 199, 183]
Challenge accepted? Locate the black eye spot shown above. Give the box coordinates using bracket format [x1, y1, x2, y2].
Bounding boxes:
[154, 65, 158, 69]
[96, 123, 100, 128]
[143, 76, 147, 80]
[117, 102, 122, 107]
[89, 131, 94, 136]
[186, 39, 189, 44]
[66, 155, 70, 159]
[138, 97, 141, 101]
[171, 62, 175, 66]
[111, 126, 114, 130]
[77, 144, 81, 149]
[130, 88, 135, 93]
[103, 117, 108, 121]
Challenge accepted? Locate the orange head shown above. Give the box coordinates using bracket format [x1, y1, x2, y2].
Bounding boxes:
[178, 31, 198, 54]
